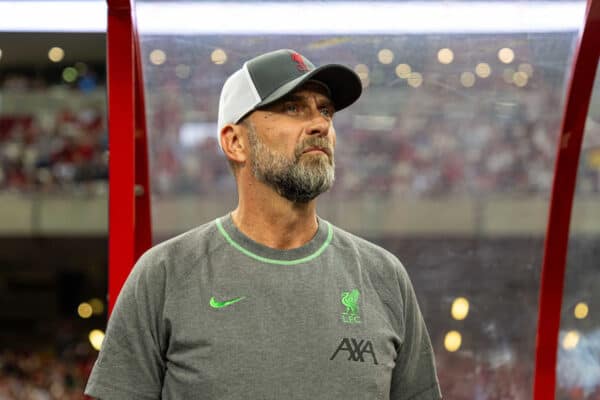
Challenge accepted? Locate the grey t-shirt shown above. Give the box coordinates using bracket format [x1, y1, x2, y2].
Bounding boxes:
[85, 214, 441, 400]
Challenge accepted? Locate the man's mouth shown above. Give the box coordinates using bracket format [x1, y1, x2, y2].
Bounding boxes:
[302, 146, 330, 156]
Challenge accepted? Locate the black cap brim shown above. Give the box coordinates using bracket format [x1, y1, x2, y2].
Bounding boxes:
[257, 64, 362, 112]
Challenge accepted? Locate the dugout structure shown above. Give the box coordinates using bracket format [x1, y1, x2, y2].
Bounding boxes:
[106, 0, 600, 398]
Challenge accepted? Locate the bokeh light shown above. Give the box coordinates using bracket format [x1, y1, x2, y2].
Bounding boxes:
[77, 302, 93, 319]
[395, 63, 412, 79]
[574, 302, 589, 319]
[498, 47, 515, 64]
[460, 72, 476, 88]
[377, 49, 394, 64]
[444, 330, 462, 352]
[407, 72, 423, 88]
[89, 298, 105, 315]
[451, 297, 470, 320]
[355, 64, 370, 88]
[437, 48, 454, 64]
[475, 63, 491, 78]
[48, 47, 64, 62]
[0, 48, 3, 61]
[562, 330, 580, 350]
[149, 49, 167, 65]
[354, 63, 369, 80]
[513, 71, 528, 87]
[211, 48, 227, 65]
[89, 330, 105, 351]
[62, 67, 78, 83]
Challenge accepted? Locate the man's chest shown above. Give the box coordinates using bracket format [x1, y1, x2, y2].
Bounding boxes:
[162, 263, 401, 399]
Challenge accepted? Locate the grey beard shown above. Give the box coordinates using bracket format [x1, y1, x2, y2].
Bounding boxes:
[247, 125, 335, 203]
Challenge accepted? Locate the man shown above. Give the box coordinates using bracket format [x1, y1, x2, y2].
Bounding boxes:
[85, 49, 442, 400]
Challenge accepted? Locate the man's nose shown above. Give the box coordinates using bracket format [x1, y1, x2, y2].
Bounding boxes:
[307, 109, 331, 137]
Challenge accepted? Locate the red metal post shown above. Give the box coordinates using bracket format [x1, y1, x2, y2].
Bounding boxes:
[106, 0, 152, 315]
[133, 21, 153, 261]
[533, 0, 600, 398]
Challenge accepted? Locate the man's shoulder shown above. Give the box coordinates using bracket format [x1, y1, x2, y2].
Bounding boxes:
[328, 222, 401, 267]
[328, 222, 413, 300]
[145, 218, 218, 258]
[132, 217, 221, 277]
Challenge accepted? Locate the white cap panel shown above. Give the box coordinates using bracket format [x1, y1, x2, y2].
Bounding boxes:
[217, 64, 261, 147]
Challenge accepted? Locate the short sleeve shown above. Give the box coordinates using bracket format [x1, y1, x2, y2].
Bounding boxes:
[85, 250, 168, 400]
[390, 264, 442, 400]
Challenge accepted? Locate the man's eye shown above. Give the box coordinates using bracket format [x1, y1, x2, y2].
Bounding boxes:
[320, 107, 333, 117]
[285, 103, 298, 112]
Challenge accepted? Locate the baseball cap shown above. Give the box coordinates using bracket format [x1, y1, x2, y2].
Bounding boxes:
[217, 49, 362, 135]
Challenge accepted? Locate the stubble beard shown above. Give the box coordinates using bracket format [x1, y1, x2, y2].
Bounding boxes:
[246, 123, 335, 203]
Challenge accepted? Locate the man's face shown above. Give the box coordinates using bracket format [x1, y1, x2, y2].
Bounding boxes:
[243, 82, 337, 203]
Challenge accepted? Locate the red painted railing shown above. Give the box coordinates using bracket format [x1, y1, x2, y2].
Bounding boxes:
[533, 0, 600, 398]
[106, 0, 151, 315]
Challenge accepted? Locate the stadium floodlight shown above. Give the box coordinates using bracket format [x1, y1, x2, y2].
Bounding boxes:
[0, 0, 586, 34]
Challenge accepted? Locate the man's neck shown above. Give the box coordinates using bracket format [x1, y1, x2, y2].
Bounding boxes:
[231, 181, 319, 250]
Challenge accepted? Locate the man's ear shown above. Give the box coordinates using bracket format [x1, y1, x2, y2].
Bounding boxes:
[220, 123, 248, 164]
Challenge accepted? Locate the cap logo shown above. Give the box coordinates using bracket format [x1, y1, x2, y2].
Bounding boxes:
[291, 52, 309, 72]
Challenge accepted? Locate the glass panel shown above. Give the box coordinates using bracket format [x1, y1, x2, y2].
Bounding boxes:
[556, 64, 600, 400]
[136, 1, 585, 397]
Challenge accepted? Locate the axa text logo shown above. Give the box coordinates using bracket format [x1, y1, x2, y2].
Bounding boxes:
[330, 337, 379, 365]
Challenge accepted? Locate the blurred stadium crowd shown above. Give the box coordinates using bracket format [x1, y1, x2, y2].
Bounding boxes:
[0, 72, 107, 195]
[0, 348, 94, 400]
[2, 67, 599, 197]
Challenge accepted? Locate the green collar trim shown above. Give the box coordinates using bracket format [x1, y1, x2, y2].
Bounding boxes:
[216, 218, 333, 265]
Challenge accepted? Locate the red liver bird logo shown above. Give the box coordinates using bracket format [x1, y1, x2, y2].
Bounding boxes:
[291, 52, 309, 72]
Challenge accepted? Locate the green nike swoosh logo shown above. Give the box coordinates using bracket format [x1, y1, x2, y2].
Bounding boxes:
[209, 296, 246, 309]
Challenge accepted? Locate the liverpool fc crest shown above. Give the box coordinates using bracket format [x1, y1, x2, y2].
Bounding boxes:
[341, 289, 361, 324]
